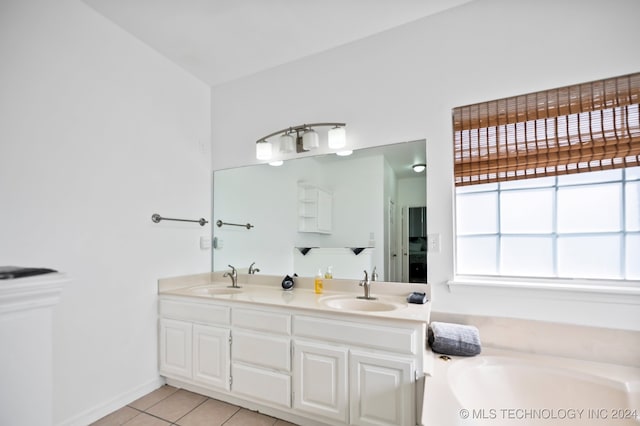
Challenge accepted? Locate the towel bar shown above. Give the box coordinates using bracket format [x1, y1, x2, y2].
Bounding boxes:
[216, 220, 253, 229]
[151, 213, 208, 227]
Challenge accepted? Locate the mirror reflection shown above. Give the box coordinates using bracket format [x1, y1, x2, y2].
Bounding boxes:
[213, 139, 427, 282]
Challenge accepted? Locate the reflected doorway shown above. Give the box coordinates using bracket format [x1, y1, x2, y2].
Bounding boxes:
[402, 206, 427, 283]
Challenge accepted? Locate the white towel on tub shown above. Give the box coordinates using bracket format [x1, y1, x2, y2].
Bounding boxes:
[428, 321, 481, 356]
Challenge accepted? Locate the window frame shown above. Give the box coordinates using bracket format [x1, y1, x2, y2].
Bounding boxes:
[455, 167, 640, 282]
[450, 73, 640, 299]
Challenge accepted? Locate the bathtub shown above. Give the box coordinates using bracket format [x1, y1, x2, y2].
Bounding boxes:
[422, 347, 640, 425]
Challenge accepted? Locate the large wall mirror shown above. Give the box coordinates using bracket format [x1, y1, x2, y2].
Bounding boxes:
[212, 139, 427, 283]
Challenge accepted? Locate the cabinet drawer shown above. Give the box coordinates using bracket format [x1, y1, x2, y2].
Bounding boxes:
[232, 363, 291, 408]
[232, 330, 290, 372]
[294, 315, 416, 355]
[232, 307, 291, 335]
[160, 299, 230, 326]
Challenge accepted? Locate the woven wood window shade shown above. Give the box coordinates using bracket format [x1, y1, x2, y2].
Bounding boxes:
[453, 73, 640, 186]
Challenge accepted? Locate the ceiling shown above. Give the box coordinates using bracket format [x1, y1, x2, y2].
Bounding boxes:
[84, 0, 472, 87]
[316, 139, 426, 179]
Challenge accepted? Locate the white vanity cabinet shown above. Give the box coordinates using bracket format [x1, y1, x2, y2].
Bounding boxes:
[159, 318, 192, 379]
[293, 315, 419, 426]
[193, 324, 231, 389]
[159, 298, 231, 391]
[158, 293, 426, 426]
[350, 351, 414, 426]
[230, 307, 292, 409]
[293, 341, 414, 426]
[293, 340, 349, 423]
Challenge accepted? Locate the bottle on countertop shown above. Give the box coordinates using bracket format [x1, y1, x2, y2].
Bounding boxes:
[314, 269, 324, 294]
[324, 266, 333, 279]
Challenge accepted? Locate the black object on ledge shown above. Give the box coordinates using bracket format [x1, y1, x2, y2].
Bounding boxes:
[297, 247, 318, 256]
[281, 274, 297, 291]
[0, 266, 58, 280]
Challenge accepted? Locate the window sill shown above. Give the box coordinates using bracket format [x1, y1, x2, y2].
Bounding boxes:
[447, 276, 640, 305]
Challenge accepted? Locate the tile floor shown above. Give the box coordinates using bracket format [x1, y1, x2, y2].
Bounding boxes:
[91, 385, 297, 426]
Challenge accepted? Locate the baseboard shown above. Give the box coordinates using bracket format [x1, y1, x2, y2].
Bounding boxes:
[55, 376, 165, 426]
[164, 377, 333, 426]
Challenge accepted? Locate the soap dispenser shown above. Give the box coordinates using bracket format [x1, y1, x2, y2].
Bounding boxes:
[314, 269, 324, 294]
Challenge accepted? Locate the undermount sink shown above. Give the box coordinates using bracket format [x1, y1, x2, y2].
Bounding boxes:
[320, 296, 403, 312]
[189, 286, 242, 296]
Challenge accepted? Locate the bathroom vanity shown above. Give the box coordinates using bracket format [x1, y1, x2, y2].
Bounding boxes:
[157, 273, 431, 426]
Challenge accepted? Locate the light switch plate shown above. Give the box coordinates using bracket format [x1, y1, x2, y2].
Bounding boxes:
[200, 236, 212, 250]
[427, 234, 440, 253]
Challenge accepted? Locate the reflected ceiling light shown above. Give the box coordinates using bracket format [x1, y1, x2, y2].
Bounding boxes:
[269, 160, 284, 166]
[327, 126, 346, 149]
[255, 122, 346, 161]
[412, 163, 426, 173]
[336, 150, 353, 156]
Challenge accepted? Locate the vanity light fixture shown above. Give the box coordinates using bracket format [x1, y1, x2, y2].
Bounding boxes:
[336, 150, 353, 156]
[327, 125, 346, 149]
[279, 132, 295, 154]
[256, 139, 272, 161]
[412, 163, 426, 173]
[269, 160, 284, 167]
[302, 127, 319, 150]
[255, 122, 346, 161]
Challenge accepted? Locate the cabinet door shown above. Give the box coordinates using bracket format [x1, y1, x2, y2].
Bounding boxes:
[350, 351, 415, 426]
[293, 341, 348, 423]
[159, 318, 192, 379]
[193, 324, 230, 390]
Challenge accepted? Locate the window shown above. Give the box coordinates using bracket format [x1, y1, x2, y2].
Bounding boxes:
[453, 73, 640, 281]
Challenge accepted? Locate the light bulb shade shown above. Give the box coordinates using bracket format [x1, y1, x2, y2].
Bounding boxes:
[327, 126, 346, 149]
[279, 133, 295, 153]
[256, 140, 272, 160]
[302, 128, 319, 150]
[412, 164, 426, 173]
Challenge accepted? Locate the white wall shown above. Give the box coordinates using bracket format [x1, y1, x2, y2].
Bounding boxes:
[213, 161, 313, 275]
[211, 0, 640, 330]
[0, 0, 211, 424]
[398, 177, 427, 209]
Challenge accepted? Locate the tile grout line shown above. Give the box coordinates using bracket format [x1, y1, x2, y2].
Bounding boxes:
[219, 405, 242, 426]
[220, 408, 279, 426]
[122, 409, 171, 425]
[170, 396, 211, 425]
[126, 386, 180, 412]
[119, 387, 288, 426]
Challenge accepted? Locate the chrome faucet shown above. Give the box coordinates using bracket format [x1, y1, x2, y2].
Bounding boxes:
[371, 266, 378, 282]
[248, 262, 260, 274]
[357, 270, 377, 300]
[223, 264, 240, 288]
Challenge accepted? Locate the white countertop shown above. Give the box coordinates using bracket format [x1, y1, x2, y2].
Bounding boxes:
[158, 272, 431, 323]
